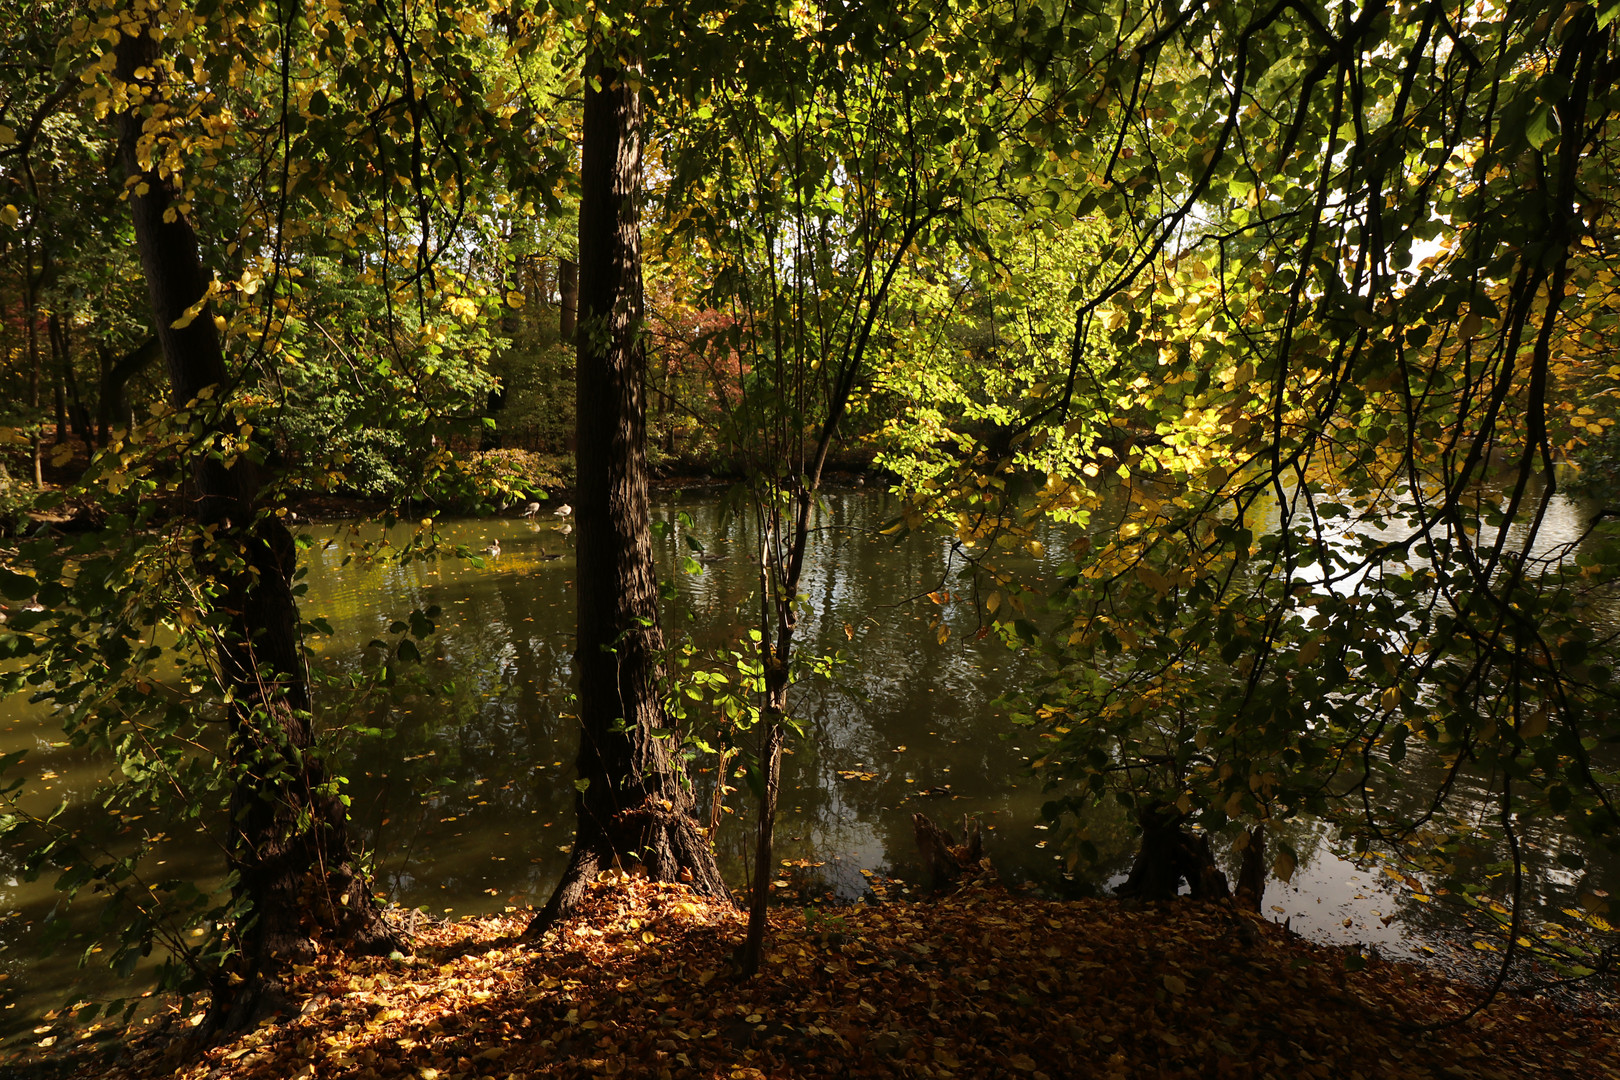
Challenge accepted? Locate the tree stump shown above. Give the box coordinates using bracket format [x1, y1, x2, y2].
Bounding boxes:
[1235, 825, 1266, 912]
[912, 813, 984, 890]
[1117, 803, 1230, 902]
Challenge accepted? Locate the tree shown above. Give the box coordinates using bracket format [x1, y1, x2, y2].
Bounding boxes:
[656, 0, 1020, 968]
[527, 48, 728, 935]
[891, 0, 1620, 986]
[2, 0, 557, 1021]
[111, 13, 393, 1017]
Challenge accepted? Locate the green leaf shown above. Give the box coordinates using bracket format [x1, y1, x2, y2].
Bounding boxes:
[1525, 103, 1558, 150]
[0, 567, 37, 602]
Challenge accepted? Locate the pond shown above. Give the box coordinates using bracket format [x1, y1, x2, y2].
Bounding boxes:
[2, 484, 1615, 1039]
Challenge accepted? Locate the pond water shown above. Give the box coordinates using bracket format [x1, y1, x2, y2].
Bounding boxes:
[2, 484, 1615, 1038]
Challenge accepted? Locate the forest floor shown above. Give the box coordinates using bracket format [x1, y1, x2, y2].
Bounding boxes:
[14, 875, 1619, 1080]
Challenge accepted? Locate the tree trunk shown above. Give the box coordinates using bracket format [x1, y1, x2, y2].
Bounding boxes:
[526, 57, 727, 938]
[96, 346, 110, 447]
[1118, 803, 1230, 902]
[49, 317, 67, 447]
[114, 21, 391, 1020]
[911, 813, 985, 890]
[660, 352, 676, 457]
[559, 256, 578, 340]
[49, 313, 92, 452]
[97, 336, 160, 446]
[740, 714, 783, 974]
[1234, 825, 1266, 912]
[24, 247, 43, 489]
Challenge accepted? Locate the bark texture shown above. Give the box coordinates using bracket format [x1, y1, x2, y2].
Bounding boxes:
[558, 257, 578, 340]
[740, 716, 784, 973]
[527, 59, 727, 938]
[96, 336, 160, 445]
[911, 813, 985, 891]
[1234, 825, 1267, 913]
[1118, 803, 1231, 902]
[114, 20, 391, 1021]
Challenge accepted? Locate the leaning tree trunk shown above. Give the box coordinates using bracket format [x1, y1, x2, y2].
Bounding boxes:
[526, 56, 728, 938]
[114, 21, 391, 1020]
[97, 336, 160, 446]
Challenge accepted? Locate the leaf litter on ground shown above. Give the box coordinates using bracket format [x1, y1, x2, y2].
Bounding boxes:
[26, 876, 1620, 1080]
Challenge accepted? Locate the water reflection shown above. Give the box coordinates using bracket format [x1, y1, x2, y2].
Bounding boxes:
[2, 485, 1614, 1037]
[304, 491, 1065, 918]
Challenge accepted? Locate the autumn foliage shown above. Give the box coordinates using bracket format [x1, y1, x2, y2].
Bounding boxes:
[28, 877, 1616, 1080]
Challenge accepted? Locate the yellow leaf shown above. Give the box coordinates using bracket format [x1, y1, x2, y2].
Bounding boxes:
[1136, 565, 1170, 596]
[1161, 974, 1187, 995]
[1273, 850, 1297, 883]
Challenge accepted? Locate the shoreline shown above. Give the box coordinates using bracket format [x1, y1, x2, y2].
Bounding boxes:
[11, 878, 1617, 1080]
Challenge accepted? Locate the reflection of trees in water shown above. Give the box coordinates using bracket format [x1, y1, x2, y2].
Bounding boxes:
[1350, 737, 1619, 946]
[295, 493, 1620, 946]
[13, 491, 1613, 1020]
[659, 490, 1067, 895]
[308, 531, 582, 907]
